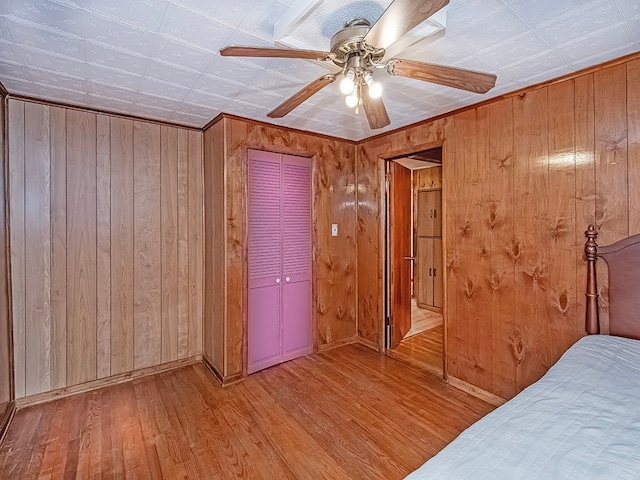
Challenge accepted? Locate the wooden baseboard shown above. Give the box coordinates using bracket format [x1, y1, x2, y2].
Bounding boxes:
[446, 375, 506, 407]
[0, 401, 16, 446]
[356, 337, 380, 351]
[15, 356, 202, 409]
[202, 356, 244, 387]
[387, 349, 443, 377]
[317, 336, 358, 353]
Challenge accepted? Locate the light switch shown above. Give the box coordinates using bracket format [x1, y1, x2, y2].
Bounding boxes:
[331, 224, 338, 237]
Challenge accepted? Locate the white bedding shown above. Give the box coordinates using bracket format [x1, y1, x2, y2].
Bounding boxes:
[406, 335, 640, 479]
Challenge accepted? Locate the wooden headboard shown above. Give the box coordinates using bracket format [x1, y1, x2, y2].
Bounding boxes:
[585, 225, 640, 340]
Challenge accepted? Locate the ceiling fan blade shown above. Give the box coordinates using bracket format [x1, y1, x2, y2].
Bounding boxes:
[268, 75, 336, 118]
[387, 59, 497, 93]
[220, 45, 332, 61]
[362, 94, 391, 130]
[364, 0, 449, 50]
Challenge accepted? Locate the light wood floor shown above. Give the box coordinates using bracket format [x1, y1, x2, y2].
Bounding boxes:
[405, 301, 442, 338]
[393, 326, 444, 375]
[0, 344, 492, 480]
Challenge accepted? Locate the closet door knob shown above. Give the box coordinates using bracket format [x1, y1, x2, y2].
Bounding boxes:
[276, 278, 280, 284]
[285, 277, 291, 282]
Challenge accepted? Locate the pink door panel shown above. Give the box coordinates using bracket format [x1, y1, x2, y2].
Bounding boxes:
[248, 283, 281, 373]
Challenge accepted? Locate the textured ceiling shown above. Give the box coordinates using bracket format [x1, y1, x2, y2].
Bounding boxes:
[0, 0, 638, 141]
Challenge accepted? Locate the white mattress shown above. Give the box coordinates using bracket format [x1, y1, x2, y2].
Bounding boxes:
[406, 335, 640, 480]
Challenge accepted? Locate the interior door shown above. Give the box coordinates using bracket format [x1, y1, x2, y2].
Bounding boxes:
[390, 162, 412, 348]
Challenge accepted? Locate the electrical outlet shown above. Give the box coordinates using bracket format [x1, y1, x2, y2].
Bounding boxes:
[331, 224, 338, 237]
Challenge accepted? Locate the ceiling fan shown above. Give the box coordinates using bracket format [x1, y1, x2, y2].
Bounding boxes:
[220, 0, 497, 130]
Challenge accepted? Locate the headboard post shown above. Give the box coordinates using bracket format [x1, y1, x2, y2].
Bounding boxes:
[584, 225, 599, 335]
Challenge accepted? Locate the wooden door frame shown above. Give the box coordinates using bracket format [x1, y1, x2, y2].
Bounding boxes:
[241, 146, 318, 378]
[379, 141, 447, 378]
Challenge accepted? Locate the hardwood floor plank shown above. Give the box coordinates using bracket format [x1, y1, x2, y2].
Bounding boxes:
[0, 345, 493, 479]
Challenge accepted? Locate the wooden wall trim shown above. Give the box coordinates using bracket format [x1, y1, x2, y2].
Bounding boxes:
[446, 376, 506, 408]
[202, 355, 243, 387]
[0, 401, 15, 446]
[7, 94, 202, 132]
[14, 355, 201, 409]
[363, 49, 640, 144]
[0, 82, 7, 98]
[317, 336, 358, 353]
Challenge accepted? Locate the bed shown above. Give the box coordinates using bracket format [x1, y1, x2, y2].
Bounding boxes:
[406, 226, 640, 479]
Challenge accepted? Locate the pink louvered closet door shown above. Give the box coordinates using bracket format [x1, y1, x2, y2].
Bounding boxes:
[247, 150, 312, 374]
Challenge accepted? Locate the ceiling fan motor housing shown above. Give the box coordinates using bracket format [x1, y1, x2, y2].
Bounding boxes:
[329, 18, 384, 66]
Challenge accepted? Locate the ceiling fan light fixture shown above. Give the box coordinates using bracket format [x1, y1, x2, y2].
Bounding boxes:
[340, 69, 356, 95]
[364, 71, 382, 99]
[345, 91, 359, 108]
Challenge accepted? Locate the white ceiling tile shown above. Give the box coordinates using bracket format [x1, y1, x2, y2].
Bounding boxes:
[138, 76, 190, 100]
[192, 75, 245, 98]
[0, 59, 32, 83]
[248, 70, 304, 96]
[446, 0, 505, 33]
[501, 49, 568, 80]
[239, 0, 289, 39]
[233, 86, 283, 109]
[183, 88, 231, 110]
[612, 0, 640, 19]
[0, 39, 18, 63]
[266, 58, 337, 83]
[447, 8, 530, 53]
[33, 82, 88, 104]
[508, 0, 606, 27]
[82, 0, 169, 32]
[0, 76, 41, 95]
[28, 68, 87, 91]
[143, 60, 200, 89]
[81, 10, 157, 57]
[148, 36, 212, 72]
[85, 92, 135, 111]
[86, 63, 142, 90]
[168, 0, 257, 28]
[560, 23, 634, 62]
[88, 80, 140, 102]
[205, 54, 264, 84]
[16, 44, 87, 77]
[397, 35, 472, 64]
[475, 31, 552, 69]
[86, 42, 148, 76]
[4, 16, 84, 60]
[535, 1, 623, 47]
[3, 0, 82, 36]
[159, 3, 235, 52]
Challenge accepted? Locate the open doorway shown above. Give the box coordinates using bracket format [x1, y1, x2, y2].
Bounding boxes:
[385, 147, 444, 375]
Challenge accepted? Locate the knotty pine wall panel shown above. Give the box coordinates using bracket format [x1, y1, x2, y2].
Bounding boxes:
[357, 54, 640, 398]
[203, 117, 357, 381]
[8, 100, 203, 398]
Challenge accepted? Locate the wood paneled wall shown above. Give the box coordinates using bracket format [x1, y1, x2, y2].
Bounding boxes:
[358, 56, 640, 399]
[0, 91, 13, 421]
[8, 99, 203, 398]
[203, 117, 357, 381]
